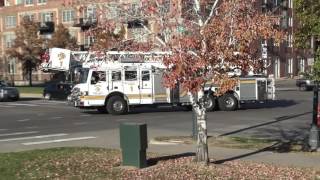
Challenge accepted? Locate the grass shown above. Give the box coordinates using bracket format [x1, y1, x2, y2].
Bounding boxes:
[0, 147, 318, 179]
[153, 136, 310, 152]
[0, 147, 122, 179]
[16, 86, 43, 94]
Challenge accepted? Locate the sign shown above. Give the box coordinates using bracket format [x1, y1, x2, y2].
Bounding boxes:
[50, 48, 71, 71]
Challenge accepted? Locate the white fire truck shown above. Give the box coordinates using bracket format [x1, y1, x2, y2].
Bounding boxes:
[59, 49, 276, 115]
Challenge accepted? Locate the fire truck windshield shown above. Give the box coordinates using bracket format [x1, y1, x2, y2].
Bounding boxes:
[78, 68, 89, 84]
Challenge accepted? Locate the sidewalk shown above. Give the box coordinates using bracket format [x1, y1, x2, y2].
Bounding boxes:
[148, 142, 320, 168]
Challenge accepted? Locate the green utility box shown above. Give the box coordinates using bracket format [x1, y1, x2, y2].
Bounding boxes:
[120, 123, 148, 168]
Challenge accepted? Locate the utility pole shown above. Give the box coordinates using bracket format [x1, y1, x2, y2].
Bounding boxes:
[309, 39, 320, 151]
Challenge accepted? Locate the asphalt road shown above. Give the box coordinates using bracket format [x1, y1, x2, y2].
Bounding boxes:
[0, 85, 314, 153]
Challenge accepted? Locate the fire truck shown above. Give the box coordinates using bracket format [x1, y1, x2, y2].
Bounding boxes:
[44, 48, 275, 115]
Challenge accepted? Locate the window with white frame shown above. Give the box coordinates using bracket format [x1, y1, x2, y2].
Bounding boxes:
[84, 35, 95, 48]
[21, 13, 35, 21]
[4, 34, 16, 48]
[62, 10, 74, 23]
[287, 34, 293, 47]
[25, 0, 33, 5]
[5, 16, 17, 28]
[85, 6, 97, 21]
[287, 58, 293, 74]
[40, 12, 53, 22]
[288, 17, 293, 27]
[131, 28, 148, 42]
[16, 0, 23, 5]
[288, 0, 293, 8]
[38, 0, 47, 4]
[299, 59, 305, 73]
[8, 59, 16, 74]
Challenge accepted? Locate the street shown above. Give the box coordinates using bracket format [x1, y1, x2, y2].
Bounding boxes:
[0, 85, 314, 153]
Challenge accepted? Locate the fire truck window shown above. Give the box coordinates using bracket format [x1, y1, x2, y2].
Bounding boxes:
[125, 71, 137, 81]
[112, 71, 121, 81]
[142, 71, 150, 81]
[97, 71, 106, 81]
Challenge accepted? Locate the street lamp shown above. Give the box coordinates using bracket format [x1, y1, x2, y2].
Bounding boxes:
[309, 40, 320, 151]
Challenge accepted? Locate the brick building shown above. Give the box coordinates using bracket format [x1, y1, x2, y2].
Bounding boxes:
[0, 0, 313, 85]
[259, 0, 312, 78]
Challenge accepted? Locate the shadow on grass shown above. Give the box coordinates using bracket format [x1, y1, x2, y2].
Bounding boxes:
[212, 141, 282, 164]
[219, 111, 311, 137]
[147, 152, 195, 166]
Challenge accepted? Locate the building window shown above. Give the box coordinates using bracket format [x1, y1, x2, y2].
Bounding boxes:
[25, 0, 33, 5]
[287, 58, 293, 74]
[85, 6, 97, 21]
[8, 59, 16, 74]
[21, 13, 35, 21]
[287, 34, 293, 47]
[131, 28, 148, 43]
[288, 0, 293, 9]
[62, 10, 74, 23]
[5, 16, 17, 28]
[299, 59, 305, 73]
[84, 35, 94, 48]
[16, 0, 23, 4]
[40, 12, 53, 22]
[288, 17, 293, 27]
[38, 0, 47, 4]
[4, 34, 16, 48]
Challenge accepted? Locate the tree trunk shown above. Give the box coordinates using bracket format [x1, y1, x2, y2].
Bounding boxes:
[195, 107, 209, 164]
[28, 67, 32, 87]
[189, 91, 209, 164]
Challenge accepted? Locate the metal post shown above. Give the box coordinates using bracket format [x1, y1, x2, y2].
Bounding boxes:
[309, 40, 320, 151]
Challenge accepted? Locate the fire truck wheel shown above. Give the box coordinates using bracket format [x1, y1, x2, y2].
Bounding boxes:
[205, 94, 217, 111]
[97, 106, 108, 114]
[106, 96, 128, 115]
[218, 93, 238, 111]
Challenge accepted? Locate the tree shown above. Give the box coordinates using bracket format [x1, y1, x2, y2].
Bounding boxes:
[48, 24, 78, 50]
[294, 0, 320, 150]
[6, 17, 45, 86]
[66, 0, 282, 164]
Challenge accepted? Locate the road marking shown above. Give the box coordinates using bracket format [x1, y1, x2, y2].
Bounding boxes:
[0, 133, 67, 142]
[116, 119, 129, 122]
[0, 131, 38, 137]
[22, 136, 96, 145]
[50, 117, 63, 120]
[0, 105, 15, 108]
[25, 126, 38, 129]
[80, 114, 91, 117]
[74, 122, 88, 125]
[17, 119, 31, 122]
[7, 103, 39, 107]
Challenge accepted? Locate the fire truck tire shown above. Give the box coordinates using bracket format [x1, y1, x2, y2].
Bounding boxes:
[205, 94, 217, 111]
[106, 96, 128, 115]
[218, 93, 238, 111]
[97, 106, 108, 114]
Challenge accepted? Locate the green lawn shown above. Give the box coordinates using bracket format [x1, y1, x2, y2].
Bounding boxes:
[16, 86, 43, 94]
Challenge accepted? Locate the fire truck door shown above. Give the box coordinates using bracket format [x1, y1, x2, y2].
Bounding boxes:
[109, 70, 123, 92]
[123, 67, 141, 104]
[140, 70, 153, 104]
[88, 70, 108, 105]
